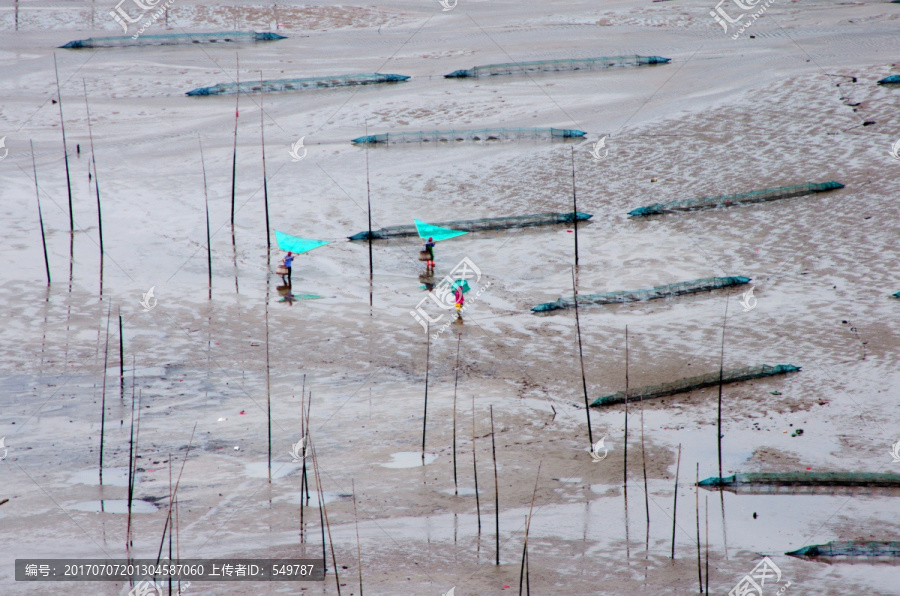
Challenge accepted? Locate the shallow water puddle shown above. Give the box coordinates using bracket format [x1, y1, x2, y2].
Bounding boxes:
[69, 500, 158, 514]
[69, 467, 137, 487]
[381, 452, 438, 468]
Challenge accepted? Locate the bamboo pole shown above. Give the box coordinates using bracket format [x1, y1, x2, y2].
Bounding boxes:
[452, 333, 461, 494]
[266, 295, 272, 483]
[126, 383, 137, 556]
[571, 146, 578, 266]
[30, 141, 51, 285]
[53, 54, 73, 232]
[572, 268, 592, 446]
[365, 121, 373, 281]
[518, 462, 541, 596]
[118, 313, 124, 399]
[473, 394, 481, 534]
[352, 479, 363, 596]
[696, 462, 703, 593]
[198, 136, 212, 296]
[491, 405, 500, 565]
[259, 71, 270, 250]
[422, 323, 430, 461]
[311, 436, 340, 595]
[717, 298, 729, 480]
[705, 495, 709, 594]
[99, 305, 111, 484]
[230, 53, 239, 228]
[640, 338, 649, 542]
[300, 382, 307, 542]
[82, 80, 103, 256]
[671, 443, 681, 559]
[155, 424, 197, 564]
[624, 327, 629, 490]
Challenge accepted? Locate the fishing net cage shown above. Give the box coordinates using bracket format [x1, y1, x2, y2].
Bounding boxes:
[62, 31, 284, 49]
[533, 276, 750, 312]
[187, 73, 408, 96]
[446, 55, 670, 78]
[591, 364, 800, 406]
[351, 128, 585, 144]
[629, 182, 844, 216]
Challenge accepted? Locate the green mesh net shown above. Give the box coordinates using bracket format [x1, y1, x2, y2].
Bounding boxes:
[274, 231, 329, 254]
[414, 220, 468, 242]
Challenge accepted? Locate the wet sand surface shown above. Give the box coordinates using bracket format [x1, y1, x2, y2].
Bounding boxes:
[1, 0, 899, 594]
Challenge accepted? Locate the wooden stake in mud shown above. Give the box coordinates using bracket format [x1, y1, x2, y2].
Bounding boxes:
[53, 54, 74, 232]
[352, 479, 364, 596]
[473, 394, 481, 534]
[717, 298, 729, 480]
[422, 323, 430, 462]
[83, 80, 103, 257]
[259, 71, 270, 250]
[696, 462, 703, 593]
[572, 267, 592, 446]
[490, 405, 500, 565]
[671, 443, 681, 559]
[452, 333, 461, 494]
[198, 136, 212, 295]
[518, 462, 541, 596]
[99, 305, 111, 485]
[230, 53, 239, 228]
[30, 141, 51, 285]
[571, 146, 579, 267]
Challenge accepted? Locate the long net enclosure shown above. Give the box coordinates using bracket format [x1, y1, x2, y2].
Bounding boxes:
[787, 541, 900, 558]
[590, 363, 800, 407]
[187, 73, 409, 96]
[349, 212, 592, 240]
[628, 181, 844, 217]
[533, 275, 750, 312]
[444, 55, 671, 78]
[61, 31, 285, 49]
[351, 127, 585, 145]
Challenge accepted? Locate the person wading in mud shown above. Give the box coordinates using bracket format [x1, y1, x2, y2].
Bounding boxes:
[280, 251, 295, 286]
[454, 283, 464, 318]
[424, 237, 435, 272]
